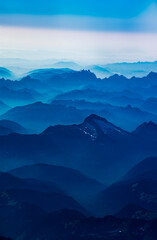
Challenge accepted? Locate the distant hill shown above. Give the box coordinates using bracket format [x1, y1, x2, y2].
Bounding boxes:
[0, 172, 63, 194]
[0, 172, 86, 214]
[95, 178, 157, 216]
[104, 61, 157, 77]
[132, 121, 157, 139]
[122, 157, 157, 182]
[140, 97, 157, 115]
[0, 86, 35, 107]
[28, 67, 74, 81]
[51, 61, 81, 70]
[87, 65, 113, 78]
[0, 67, 13, 79]
[95, 157, 157, 216]
[0, 120, 28, 135]
[1, 101, 92, 132]
[4, 188, 86, 214]
[0, 101, 10, 115]
[9, 163, 104, 200]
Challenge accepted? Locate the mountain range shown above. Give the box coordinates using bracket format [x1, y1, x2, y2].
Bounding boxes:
[0, 65, 157, 239]
[0, 114, 157, 184]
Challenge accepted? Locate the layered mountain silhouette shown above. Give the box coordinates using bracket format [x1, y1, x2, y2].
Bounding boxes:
[0, 171, 87, 213]
[0, 172, 63, 194]
[9, 163, 104, 201]
[0, 67, 157, 239]
[0, 101, 10, 115]
[95, 157, 157, 216]
[0, 114, 157, 184]
[141, 97, 157, 115]
[132, 121, 157, 139]
[1, 97, 157, 132]
[1, 102, 92, 132]
[0, 120, 28, 135]
[0, 68, 13, 79]
[123, 157, 157, 182]
[0, 86, 35, 107]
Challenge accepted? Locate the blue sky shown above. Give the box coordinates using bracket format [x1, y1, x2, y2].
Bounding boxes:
[0, 0, 155, 18]
[0, 0, 157, 64]
[0, 0, 157, 31]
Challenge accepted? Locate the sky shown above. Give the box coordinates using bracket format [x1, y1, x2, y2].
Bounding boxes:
[0, 0, 157, 64]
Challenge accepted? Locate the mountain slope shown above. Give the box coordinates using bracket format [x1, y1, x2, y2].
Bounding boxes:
[0, 101, 10, 115]
[0, 190, 45, 239]
[0, 86, 35, 107]
[0, 120, 28, 135]
[0, 172, 63, 194]
[1, 102, 92, 132]
[123, 157, 157, 182]
[9, 163, 104, 200]
[95, 157, 157, 216]
[0, 172, 87, 213]
[141, 97, 157, 114]
[0, 68, 13, 79]
[3, 189, 86, 214]
[95, 178, 157, 216]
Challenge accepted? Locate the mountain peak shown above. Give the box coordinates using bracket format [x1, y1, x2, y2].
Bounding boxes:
[133, 121, 157, 136]
[84, 114, 108, 123]
[81, 114, 127, 139]
[147, 71, 157, 78]
[136, 121, 157, 131]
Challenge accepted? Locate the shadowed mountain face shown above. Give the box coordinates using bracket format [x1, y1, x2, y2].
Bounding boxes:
[9, 163, 104, 201]
[95, 178, 157, 216]
[3, 189, 86, 214]
[95, 157, 157, 217]
[0, 172, 87, 214]
[0, 172, 64, 194]
[0, 120, 28, 135]
[122, 157, 157, 182]
[0, 101, 10, 115]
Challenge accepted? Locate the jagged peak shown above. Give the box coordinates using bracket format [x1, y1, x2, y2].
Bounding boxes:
[84, 114, 108, 123]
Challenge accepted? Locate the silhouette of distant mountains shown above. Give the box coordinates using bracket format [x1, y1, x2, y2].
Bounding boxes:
[0, 68, 13, 79]
[0, 171, 87, 214]
[123, 157, 157, 182]
[95, 157, 157, 216]
[0, 86, 36, 107]
[9, 163, 104, 201]
[0, 114, 157, 184]
[1, 102, 92, 132]
[0, 101, 10, 115]
[1, 98, 157, 132]
[0, 120, 28, 135]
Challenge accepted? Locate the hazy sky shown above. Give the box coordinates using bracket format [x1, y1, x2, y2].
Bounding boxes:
[0, 0, 157, 64]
